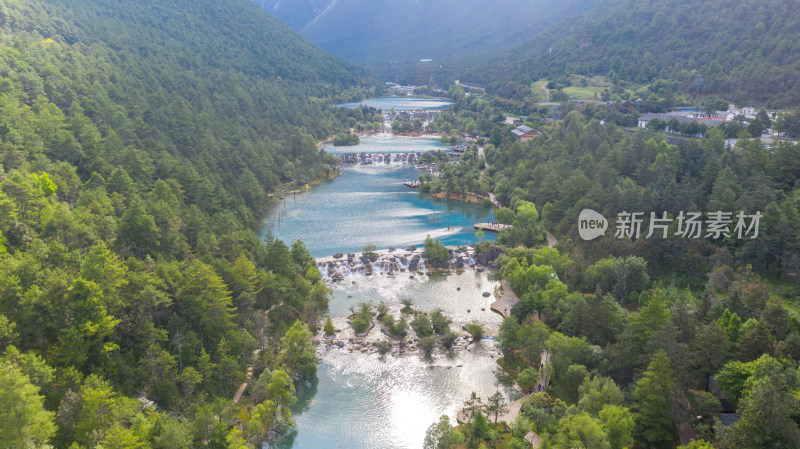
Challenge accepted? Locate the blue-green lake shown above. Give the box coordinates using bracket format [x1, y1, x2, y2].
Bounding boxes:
[323, 133, 446, 155]
[260, 136, 494, 258]
[262, 135, 513, 449]
[335, 96, 453, 111]
[279, 271, 516, 449]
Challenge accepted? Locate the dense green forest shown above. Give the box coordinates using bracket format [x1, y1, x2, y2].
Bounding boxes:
[0, 0, 377, 447]
[465, 0, 800, 107]
[419, 89, 800, 447]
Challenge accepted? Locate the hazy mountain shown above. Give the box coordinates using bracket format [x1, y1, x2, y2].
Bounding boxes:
[465, 0, 800, 106]
[252, 0, 335, 30]
[255, 0, 606, 67]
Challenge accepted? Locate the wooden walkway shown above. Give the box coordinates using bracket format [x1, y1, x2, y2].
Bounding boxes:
[474, 222, 512, 232]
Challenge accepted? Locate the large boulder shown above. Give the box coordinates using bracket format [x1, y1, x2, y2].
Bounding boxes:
[487, 245, 501, 261]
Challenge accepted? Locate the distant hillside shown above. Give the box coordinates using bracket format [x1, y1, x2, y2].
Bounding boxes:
[466, 0, 800, 106]
[255, 0, 605, 67]
[1, 0, 371, 196]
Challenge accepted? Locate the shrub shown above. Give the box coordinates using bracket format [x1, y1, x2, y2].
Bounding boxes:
[333, 132, 359, 146]
[467, 323, 484, 341]
[352, 316, 370, 334]
[430, 308, 452, 335]
[441, 332, 457, 350]
[412, 313, 434, 337]
[324, 316, 335, 336]
[390, 317, 409, 339]
[420, 336, 437, 359]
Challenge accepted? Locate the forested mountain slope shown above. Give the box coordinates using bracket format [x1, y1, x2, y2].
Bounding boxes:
[255, 0, 605, 67]
[0, 0, 372, 446]
[467, 0, 800, 106]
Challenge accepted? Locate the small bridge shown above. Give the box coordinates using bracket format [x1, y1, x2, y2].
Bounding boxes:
[474, 223, 512, 232]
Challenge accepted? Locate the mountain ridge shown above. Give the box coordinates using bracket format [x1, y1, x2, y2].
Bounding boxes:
[255, 0, 606, 67]
[465, 0, 800, 106]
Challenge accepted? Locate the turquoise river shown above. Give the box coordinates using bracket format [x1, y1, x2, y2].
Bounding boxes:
[262, 133, 517, 449]
[261, 134, 495, 258]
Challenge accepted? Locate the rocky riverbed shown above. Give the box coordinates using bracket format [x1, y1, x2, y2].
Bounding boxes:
[313, 248, 506, 360]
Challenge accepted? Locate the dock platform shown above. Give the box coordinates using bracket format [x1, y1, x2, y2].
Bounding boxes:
[474, 222, 512, 232]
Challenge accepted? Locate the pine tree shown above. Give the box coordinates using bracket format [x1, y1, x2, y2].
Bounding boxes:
[324, 316, 335, 336]
[633, 351, 675, 448]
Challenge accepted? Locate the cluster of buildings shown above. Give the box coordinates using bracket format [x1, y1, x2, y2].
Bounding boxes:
[636, 112, 726, 137]
[636, 105, 782, 138]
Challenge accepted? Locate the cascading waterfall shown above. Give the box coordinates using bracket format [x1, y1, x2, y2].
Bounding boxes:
[316, 246, 485, 283]
[335, 152, 422, 166]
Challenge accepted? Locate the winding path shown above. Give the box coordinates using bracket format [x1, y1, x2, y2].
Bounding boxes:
[490, 279, 519, 317]
[488, 192, 503, 208]
[233, 306, 279, 404]
[525, 430, 543, 448]
[546, 232, 557, 248]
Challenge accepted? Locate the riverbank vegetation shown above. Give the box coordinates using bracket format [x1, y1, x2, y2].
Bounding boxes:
[332, 132, 360, 146]
[425, 236, 452, 267]
[0, 0, 376, 446]
[349, 303, 375, 335]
